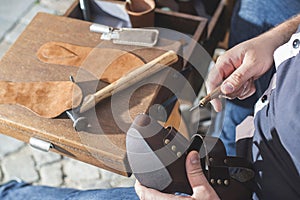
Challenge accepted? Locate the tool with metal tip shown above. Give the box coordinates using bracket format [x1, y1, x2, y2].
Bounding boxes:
[66, 51, 178, 131]
[65, 76, 90, 131]
[189, 86, 222, 111]
[79, 50, 178, 113]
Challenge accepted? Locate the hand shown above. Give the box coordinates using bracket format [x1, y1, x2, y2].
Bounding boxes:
[134, 151, 219, 200]
[207, 34, 276, 112]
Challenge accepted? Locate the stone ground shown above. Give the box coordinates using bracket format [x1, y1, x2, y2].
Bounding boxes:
[0, 0, 136, 190]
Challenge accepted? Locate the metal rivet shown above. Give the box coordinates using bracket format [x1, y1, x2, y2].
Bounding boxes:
[164, 139, 170, 145]
[177, 152, 182, 157]
[210, 179, 215, 184]
[209, 157, 214, 162]
[224, 179, 229, 186]
[293, 39, 300, 49]
[171, 145, 177, 151]
[217, 179, 222, 185]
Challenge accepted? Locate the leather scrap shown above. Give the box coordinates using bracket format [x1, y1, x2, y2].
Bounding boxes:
[37, 41, 145, 83]
[0, 81, 82, 118]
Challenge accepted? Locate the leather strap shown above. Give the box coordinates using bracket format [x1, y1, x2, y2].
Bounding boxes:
[127, 114, 256, 198]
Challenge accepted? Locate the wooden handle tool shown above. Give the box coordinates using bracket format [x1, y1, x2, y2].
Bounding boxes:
[189, 86, 222, 111]
[79, 50, 178, 113]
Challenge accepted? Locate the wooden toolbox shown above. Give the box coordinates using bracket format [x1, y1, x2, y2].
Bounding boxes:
[65, 0, 229, 104]
[66, 0, 229, 56]
[0, 11, 205, 176]
[0, 0, 229, 176]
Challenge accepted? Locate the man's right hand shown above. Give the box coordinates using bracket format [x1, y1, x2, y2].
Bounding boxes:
[206, 34, 276, 112]
[206, 14, 300, 112]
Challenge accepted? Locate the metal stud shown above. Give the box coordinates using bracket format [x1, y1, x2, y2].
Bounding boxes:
[177, 152, 182, 157]
[217, 179, 222, 185]
[224, 179, 229, 186]
[171, 145, 177, 151]
[209, 157, 214, 162]
[210, 179, 215, 184]
[164, 139, 170, 145]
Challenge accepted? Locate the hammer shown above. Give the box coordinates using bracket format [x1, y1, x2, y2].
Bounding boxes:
[67, 50, 178, 131]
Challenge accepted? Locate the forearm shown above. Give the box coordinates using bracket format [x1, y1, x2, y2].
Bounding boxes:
[261, 14, 300, 50]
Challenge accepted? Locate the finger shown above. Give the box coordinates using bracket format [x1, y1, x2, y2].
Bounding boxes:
[134, 181, 185, 200]
[186, 151, 219, 199]
[211, 80, 252, 104]
[210, 98, 223, 112]
[220, 61, 256, 95]
[205, 69, 224, 112]
[185, 151, 208, 188]
[237, 81, 256, 100]
[205, 60, 228, 95]
[206, 66, 224, 94]
[225, 80, 250, 99]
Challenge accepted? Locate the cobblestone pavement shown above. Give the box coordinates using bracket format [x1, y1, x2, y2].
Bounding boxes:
[0, 0, 136, 190]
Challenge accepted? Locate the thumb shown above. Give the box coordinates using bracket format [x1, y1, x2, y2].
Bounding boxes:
[186, 151, 219, 199]
[220, 63, 254, 95]
[185, 151, 208, 188]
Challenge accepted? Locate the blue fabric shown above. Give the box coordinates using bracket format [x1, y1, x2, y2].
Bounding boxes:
[252, 52, 300, 199]
[0, 180, 138, 200]
[212, 0, 300, 156]
[239, 0, 300, 27]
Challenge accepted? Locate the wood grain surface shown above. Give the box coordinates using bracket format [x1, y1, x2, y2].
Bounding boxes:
[0, 13, 185, 175]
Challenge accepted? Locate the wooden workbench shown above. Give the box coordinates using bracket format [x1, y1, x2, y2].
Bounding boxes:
[0, 12, 205, 176]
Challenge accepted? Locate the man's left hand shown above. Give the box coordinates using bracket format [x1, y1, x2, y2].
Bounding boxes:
[134, 151, 220, 200]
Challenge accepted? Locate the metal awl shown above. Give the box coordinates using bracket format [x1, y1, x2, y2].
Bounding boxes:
[189, 86, 222, 111]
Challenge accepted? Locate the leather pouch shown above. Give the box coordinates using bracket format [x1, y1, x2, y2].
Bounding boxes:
[126, 114, 255, 199]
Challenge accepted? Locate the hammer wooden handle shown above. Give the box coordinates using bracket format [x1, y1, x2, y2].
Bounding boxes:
[79, 50, 178, 113]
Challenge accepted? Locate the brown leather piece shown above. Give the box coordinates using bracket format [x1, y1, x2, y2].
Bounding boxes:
[0, 81, 82, 118]
[37, 41, 145, 83]
[37, 41, 91, 67]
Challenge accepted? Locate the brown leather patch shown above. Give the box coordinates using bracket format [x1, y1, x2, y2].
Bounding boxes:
[0, 81, 82, 118]
[37, 42, 145, 83]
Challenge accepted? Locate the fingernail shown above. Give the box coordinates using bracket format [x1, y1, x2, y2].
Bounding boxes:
[190, 153, 200, 165]
[221, 82, 234, 94]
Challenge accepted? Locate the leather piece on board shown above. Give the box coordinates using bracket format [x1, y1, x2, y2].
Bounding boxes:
[36, 41, 91, 67]
[0, 81, 82, 118]
[37, 41, 145, 83]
